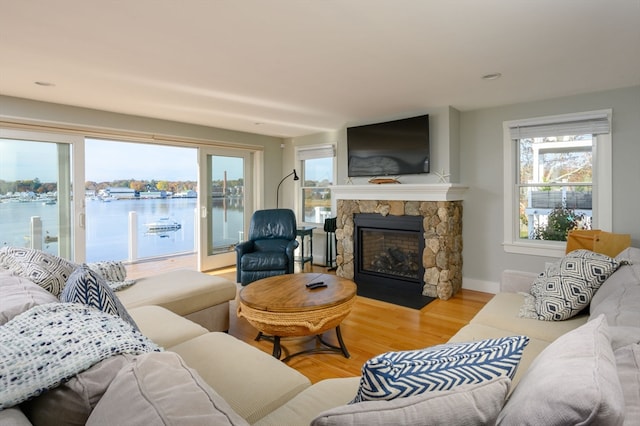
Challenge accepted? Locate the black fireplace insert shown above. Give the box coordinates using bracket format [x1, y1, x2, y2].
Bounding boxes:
[353, 214, 432, 309]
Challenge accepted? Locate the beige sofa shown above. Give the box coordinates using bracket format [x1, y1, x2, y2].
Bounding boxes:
[1, 247, 639, 425]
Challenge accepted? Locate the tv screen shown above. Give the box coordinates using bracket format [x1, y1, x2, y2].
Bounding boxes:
[347, 114, 429, 177]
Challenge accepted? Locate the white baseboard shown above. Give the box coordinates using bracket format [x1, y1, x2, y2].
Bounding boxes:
[462, 278, 500, 294]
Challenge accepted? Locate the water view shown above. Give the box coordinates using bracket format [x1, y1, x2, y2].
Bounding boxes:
[0, 197, 244, 263]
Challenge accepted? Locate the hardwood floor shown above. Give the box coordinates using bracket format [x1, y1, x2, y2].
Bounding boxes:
[126, 255, 493, 384]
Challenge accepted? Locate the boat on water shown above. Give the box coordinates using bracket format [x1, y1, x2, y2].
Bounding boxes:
[145, 218, 182, 232]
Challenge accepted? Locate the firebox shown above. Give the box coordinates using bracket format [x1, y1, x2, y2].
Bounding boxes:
[353, 214, 425, 304]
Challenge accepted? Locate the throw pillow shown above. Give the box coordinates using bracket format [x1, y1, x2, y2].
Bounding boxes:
[86, 352, 249, 426]
[351, 335, 529, 403]
[496, 315, 625, 425]
[20, 354, 135, 426]
[312, 377, 510, 426]
[0, 271, 59, 325]
[87, 261, 136, 292]
[60, 264, 138, 330]
[525, 249, 620, 321]
[0, 246, 77, 297]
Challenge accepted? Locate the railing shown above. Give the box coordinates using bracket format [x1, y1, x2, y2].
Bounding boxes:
[26, 210, 198, 262]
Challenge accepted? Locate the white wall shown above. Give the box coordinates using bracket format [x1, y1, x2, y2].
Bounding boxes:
[289, 86, 640, 292]
[460, 86, 640, 291]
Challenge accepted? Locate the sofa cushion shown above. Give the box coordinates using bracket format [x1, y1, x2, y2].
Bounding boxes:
[589, 247, 640, 328]
[525, 249, 620, 321]
[253, 378, 361, 426]
[312, 377, 510, 426]
[615, 342, 640, 425]
[170, 332, 311, 424]
[128, 305, 208, 348]
[0, 271, 59, 325]
[0, 407, 31, 426]
[86, 352, 248, 426]
[116, 269, 237, 317]
[351, 335, 529, 403]
[20, 354, 134, 426]
[496, 315, 624, 426]
[471, 292, 588, 342]
[60, 264, 138, 330]
[0, 246, 77, 297]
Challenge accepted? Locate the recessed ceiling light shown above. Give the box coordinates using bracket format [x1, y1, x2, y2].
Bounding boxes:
[34, 81, 55, 87]
[481, 73, 502, 81]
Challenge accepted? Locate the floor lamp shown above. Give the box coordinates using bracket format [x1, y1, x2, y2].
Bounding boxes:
[276, 169, 299, 208]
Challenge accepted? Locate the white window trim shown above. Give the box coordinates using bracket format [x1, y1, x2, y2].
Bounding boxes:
[295, 144, 337, 226]
[502, 110, 612, 257]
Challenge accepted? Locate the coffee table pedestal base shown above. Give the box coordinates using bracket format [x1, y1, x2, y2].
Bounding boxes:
[257, 326, 350, 361]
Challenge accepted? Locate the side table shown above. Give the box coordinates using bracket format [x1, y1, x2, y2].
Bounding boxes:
[296, 226, 315, 268]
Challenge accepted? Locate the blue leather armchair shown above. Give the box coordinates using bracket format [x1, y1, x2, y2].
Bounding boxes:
[235, 208, 299, 286]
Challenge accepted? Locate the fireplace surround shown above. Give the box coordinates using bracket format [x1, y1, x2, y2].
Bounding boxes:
[331, 184, 467, 300]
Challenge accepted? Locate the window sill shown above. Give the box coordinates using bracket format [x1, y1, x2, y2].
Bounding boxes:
[503, 241, 566, 258]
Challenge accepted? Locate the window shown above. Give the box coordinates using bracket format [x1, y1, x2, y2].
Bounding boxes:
[503, 110, 612, 257]
[297, 145, 336, 224]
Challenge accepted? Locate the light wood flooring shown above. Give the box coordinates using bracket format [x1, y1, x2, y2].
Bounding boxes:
[126, 255, 493, 384]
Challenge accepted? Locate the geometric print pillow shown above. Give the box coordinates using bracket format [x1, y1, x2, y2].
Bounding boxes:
[350, 335, 529, 403]
[60, 264, 139, 330]
[87, 261, 136, 291]
[530, 249, 620, 321]
[0, 246, 78, 297]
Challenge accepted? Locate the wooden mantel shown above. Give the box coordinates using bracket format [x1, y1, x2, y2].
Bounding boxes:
[330, 183, 468, 211]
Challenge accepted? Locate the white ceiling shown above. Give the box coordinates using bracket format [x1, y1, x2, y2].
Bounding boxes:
[1, 1, 639, 138]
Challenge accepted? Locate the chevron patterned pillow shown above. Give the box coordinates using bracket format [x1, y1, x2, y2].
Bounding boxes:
[530, 249, 620, 321]
[351, 335, 529, 403]
[60, 264, 138, 330]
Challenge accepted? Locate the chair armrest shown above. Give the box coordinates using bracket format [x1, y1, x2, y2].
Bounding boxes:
[235, 241, 255, 282]
[501, 269, 539, 293]
[285, 240, 299, 273]
[235, 241, 255, 256]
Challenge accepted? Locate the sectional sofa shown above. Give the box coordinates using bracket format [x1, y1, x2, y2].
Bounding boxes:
[1, 246, 638, 425]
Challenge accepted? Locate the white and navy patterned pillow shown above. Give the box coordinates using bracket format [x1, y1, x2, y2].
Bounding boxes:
[351, 335, 529, 403]
[0, 246, 77, 297]
[87, 261, 136, 292]
[530, 249, 620, 321]
[60, 264, 138, 330]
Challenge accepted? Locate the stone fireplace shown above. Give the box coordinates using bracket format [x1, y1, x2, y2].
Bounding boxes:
[331, 184, 467, 300]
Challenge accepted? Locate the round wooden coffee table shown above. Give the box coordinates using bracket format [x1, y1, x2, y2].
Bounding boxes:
[237, 273, 357, 361]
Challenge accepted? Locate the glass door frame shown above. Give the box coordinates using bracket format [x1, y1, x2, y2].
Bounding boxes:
[197, 146, 260, 271]
[0, 128, 86, 261]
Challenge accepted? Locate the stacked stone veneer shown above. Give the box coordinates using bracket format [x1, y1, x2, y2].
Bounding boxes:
[335, 199, 463, 300]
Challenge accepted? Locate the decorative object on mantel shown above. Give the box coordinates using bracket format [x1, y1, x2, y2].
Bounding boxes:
[434, 169, 450, 183]
[344, 177, 354, 185]
[368, 177, 400, 184]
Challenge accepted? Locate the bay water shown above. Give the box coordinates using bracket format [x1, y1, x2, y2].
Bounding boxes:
[0, 197, 244, 263]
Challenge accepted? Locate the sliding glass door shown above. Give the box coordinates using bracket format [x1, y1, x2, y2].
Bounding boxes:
[197, 147, 252, 271]
[1, 128, 258, 271]
[0, 129, 84, 260]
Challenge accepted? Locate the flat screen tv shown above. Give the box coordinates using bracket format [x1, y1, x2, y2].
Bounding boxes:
[347, 114, 429, 177]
